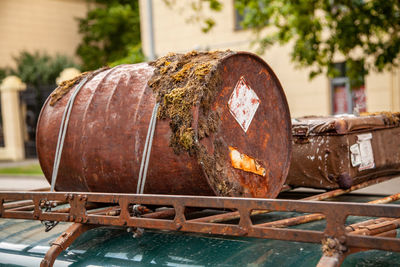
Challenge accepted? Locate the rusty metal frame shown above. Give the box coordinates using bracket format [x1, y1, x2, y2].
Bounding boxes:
[0, 189, 399, 267]
[40, 223, 97, 267]
[0, 176, 399, 266]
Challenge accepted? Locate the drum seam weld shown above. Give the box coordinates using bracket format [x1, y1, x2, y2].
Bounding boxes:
[137, 102, 160, 194]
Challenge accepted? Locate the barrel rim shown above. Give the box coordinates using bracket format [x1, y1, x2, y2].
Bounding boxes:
[197, 51, 293, 198]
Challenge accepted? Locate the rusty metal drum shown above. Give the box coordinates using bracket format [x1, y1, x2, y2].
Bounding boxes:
[37, 51, 291, 198]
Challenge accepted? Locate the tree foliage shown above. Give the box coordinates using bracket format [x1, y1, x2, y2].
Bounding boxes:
[0, 68, 9, 84]
[9, 51, 78, 87]
[108, 44, 145, 67]
[77, 0, 143, 70]
[199, 0, 400, 80]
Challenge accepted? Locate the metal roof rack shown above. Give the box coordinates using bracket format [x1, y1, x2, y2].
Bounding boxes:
[0, 175, 399, 267]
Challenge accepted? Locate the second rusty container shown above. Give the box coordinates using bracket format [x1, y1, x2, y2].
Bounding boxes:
[37, 51, 291, 198]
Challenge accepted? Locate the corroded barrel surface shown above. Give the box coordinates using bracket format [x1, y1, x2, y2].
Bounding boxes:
[37, 51, 291, 198]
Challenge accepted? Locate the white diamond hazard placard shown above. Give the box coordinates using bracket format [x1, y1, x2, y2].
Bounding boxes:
[228, 76, 260, 132]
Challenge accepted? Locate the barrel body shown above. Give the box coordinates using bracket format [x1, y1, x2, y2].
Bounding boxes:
[37, 52, 291, 198]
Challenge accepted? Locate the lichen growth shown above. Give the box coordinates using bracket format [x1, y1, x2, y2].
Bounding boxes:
[49, 67, 109, 106]
[147, 50, 249, 196]
[197, 112, 219, 139]
[148, 50, 234, 153]
[179, 127, 194, 150]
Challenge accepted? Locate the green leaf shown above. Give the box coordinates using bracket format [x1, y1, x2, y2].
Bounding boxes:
[76, 1, 142, 71]
[9, 51, 78, 87]
[185, 0, 400, 80]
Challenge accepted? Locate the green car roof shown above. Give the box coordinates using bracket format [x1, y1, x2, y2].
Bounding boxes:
[0, 194, 399, 266]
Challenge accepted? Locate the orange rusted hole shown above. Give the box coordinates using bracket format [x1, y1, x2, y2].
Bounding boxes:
[229, 146, 266, 177]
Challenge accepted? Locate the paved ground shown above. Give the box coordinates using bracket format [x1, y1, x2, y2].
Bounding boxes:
[0, 159, 49, 191]
[1, 175, 399, 194]
[351, 176, 400, 195]
[0, 159, 48, 191]
[0, 159, 399, 194]
[0, 175, 49, 191]
[0, 158, 40, 168]
[292, 176, 400, 195]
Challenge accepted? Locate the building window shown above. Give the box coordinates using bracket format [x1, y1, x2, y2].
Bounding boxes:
[234, 1, 267, 31]
[331, 62, 366, 115]
[234, 7, 245, 30]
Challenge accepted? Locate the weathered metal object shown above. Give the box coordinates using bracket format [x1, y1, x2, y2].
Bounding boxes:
[317, 217, 400, 267]
[0, 173, 399, 266]
[0, 191, 399, 261]
[258, 192, 400, 228]
[40, 223, 97, 267]
[287, 114, 400, 189]
[190, 175, 396, 224]
[36, 51, 291, 198]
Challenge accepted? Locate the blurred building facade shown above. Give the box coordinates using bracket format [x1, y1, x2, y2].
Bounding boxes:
[0, 0, 90, 68]
[139, 0, 400, 118]
[0, 0, 399, 161]
[0, 0, 88, 160]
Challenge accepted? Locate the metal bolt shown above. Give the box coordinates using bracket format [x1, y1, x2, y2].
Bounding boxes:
[339, 244, 348, 252]
[327, 239, 336, 249]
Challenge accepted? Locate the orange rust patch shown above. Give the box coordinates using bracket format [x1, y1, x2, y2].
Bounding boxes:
[229, 146, 266, 177]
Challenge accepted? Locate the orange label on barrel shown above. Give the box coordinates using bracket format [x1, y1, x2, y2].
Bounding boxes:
[229, 146, 266, 177]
